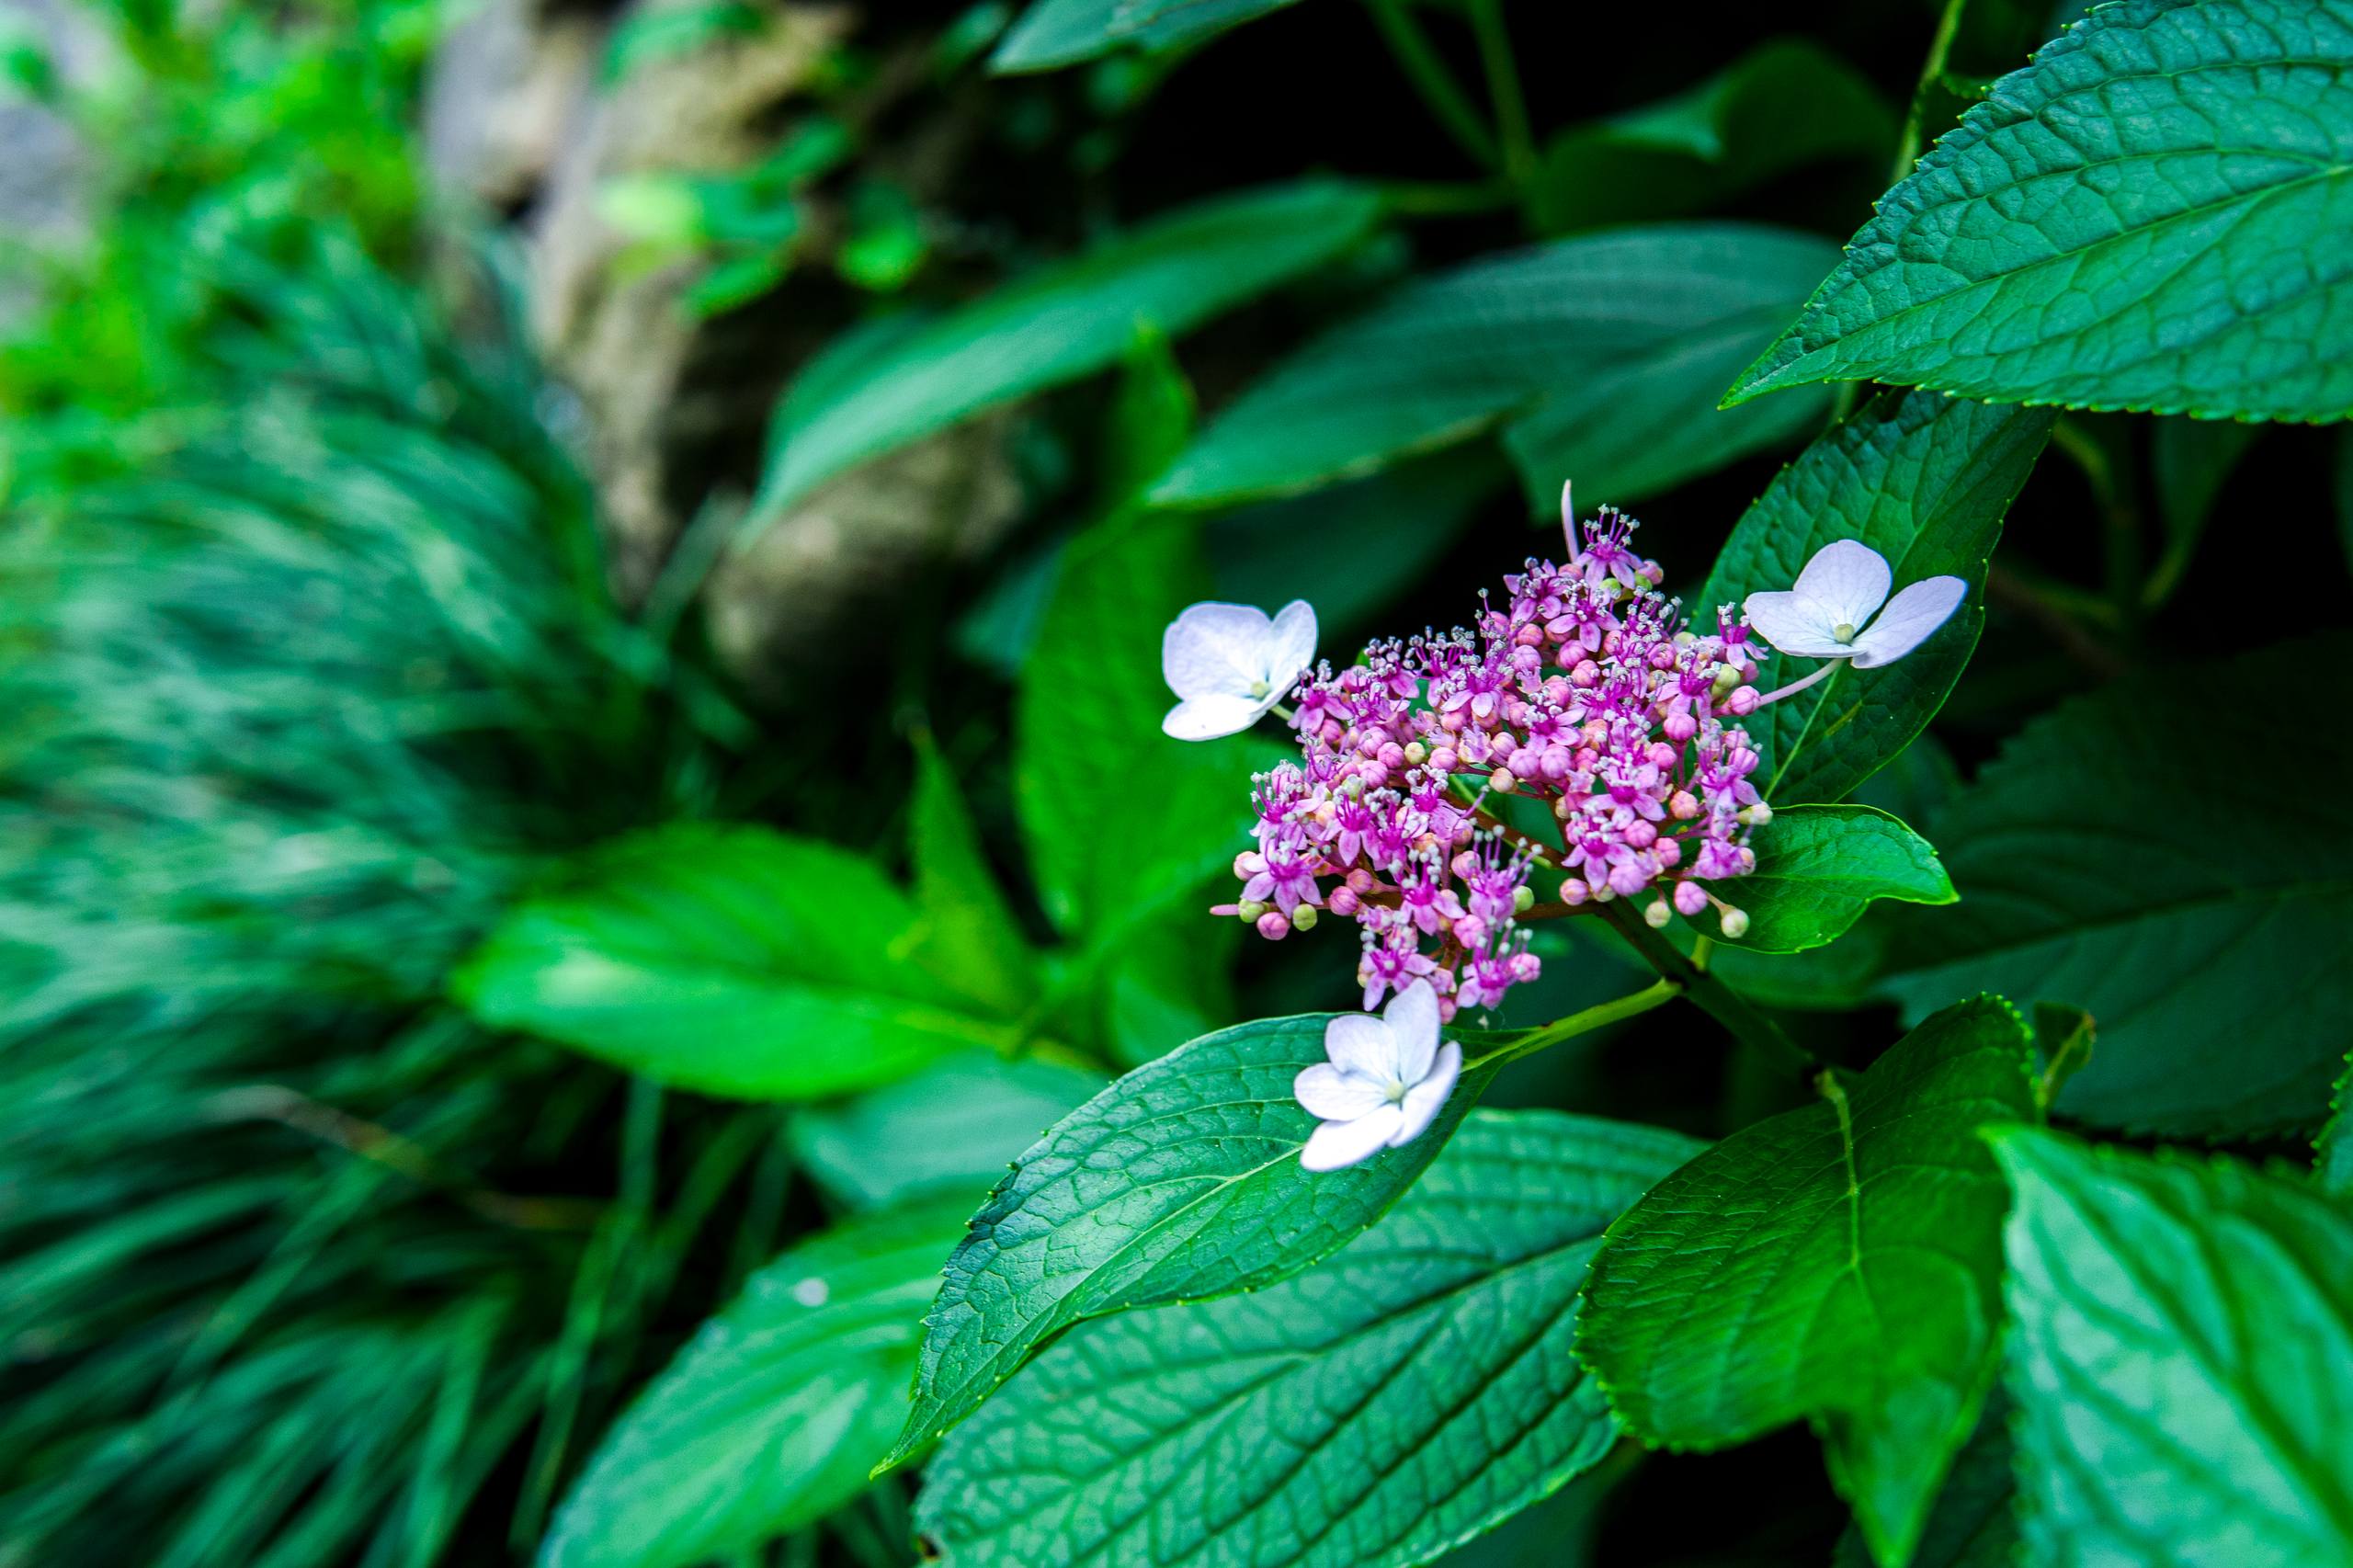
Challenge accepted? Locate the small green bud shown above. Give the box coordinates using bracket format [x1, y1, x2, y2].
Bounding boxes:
[1644, 898, 1672, 929]
[1404, 741, 1427, 766]
[1739, 801, 1774, 827]
[1513, 884, 1536, 914]
[1291, 904, 1319, 931]
[1711, 663, 1744, 698]
[1237, 899, 1268, 923]
[1718, 906, 1749, 939]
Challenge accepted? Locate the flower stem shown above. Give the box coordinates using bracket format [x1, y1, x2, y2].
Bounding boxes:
[1362, 0, 1501, 171]
[1472, 978, 1681, 1070]
[1464, 0, 1536, 188]
[1752, 660, 1839, 708]
[1599, 899, 1821, 1079]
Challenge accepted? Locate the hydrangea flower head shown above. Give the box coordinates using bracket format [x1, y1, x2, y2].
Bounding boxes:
[1161, 600, 1318, 740]
[1292, 980, 1461, 1171]
[1742, 540, 1966, 669]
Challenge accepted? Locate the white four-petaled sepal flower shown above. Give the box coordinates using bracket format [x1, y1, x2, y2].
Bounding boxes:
[1292, 980, 1461, 1172]
[1742, 539, 1967, 670]
[1160, 599, 1317, 741]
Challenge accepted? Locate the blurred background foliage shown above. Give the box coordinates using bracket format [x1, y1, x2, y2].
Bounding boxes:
[0, 0, 2344, 1564]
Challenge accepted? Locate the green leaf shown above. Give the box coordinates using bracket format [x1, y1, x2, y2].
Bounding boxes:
[1831, 1395, 2019, 1568]
[1991, 1129, 2353, 1566]
[1714, 804, 1954, 955]
[1529, 40, 1895, 234]
[1579, 997, 2039, 1567]
[1152, 223, 1841, 514]
[2146, 416, 2262, 606]
[992, 0, 1302, 73]
[907, 738, 1038, 1017]
[1877, 636, 2353, 1137]
[1725, 0, 2353, 422]
[881, 1012, 1501, 1469]
[789, 1053, 1107, 1210]
[2321, 1054, 2353, 1195]
[919, 1110, 1702, 1568]
[748, 180, 1382, 528]
[1015, 508, 1263, 937]
[454, 824, 1011, 1100]
[1696, 389, 2053, 806]
[540, 1196, 970, 1568]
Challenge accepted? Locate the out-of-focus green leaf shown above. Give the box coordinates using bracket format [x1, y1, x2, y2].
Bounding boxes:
[455, 825, 1016, 1100]
[1697, 390, 2053, 806]
[920, 1110, 1700, 1568]
[2145, 416, 2262, 606]
[1726, 0, 2353, 421]
[991, 0, 1301, 74]
[1580, 998, 2038, 1568]
[1710, 804, 1953, 955]
[1529, 40, 1894, 233]
[748, 180, 1381, 531]
[1152, 224, 1840, 514]
[1878, 638, 2353, 1137]
[907, 740, 1038, 1017]
[790, 1053, 1105, 1210]
[880, 1013, 1500, 1469]
[1992, 1130, 2353, 1567]
[540, 1196, 970, 1568]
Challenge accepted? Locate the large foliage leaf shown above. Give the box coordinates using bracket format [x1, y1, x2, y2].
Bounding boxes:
[790, 1053, 1107, 1210]
[1529, 40, 1894, 234]
[1712, 804, 1953, 954]
[1992, 1129, 2353, 1566]
[540, 1197, 970, 1568]
[1697, 390, 2052, 806]
[1151, 223, 1839, 513]
[1831, 1397, 2018, 1568]
[992, 0, 1301, 72]
[748, 180, 1381, 528]
[1726, 0, 2353, 422]
[1879, 637, 2353, 1137]
[918, 1110, 1701, 1568]
[908, 739, 1040, 1018]
[881, 1014, 1500, 1469]
[455, 825, 1010, 1099]
[1579, 998, 2039, 1567]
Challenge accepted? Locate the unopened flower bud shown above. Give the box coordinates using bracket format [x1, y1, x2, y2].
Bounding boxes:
[1237, 899, 1268, 923]
[1560, 878, 1589, 905]
[1404, 741, 1427, 766]
[1553, 795, 1575, 821]
[1711, 663, 1744, 698]
[1235, 850, 1267, 878]
[1291, 904, 1319, 931]
[1592, 881, 1618, 903]
[1346, 867, 1378, 893]
[1429, 746, 1458, 773]
[1256, 911, 1291, 940]
[1727, 686, 1761, 716]
[1644, 898, 1672, 928]
[1624, 819, 1658, 849]
[1328, 885, 1360, 916]
[1451, 849, 1479, 879]
[1717, 905, 1749, 939]
[1452, 914, 1489, 949]
[1740, 801, 1774, 827]
[1674, 879, 1709, 916]
[1489, 767, 1516, 794]
[1513, 884, 1535, 914]
[1668, 790, 1699, 821]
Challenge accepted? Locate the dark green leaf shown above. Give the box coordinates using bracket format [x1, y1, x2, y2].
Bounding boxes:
[748, 180, 1382, 528]
[1579, 998, 2039, 1567]
[2321, 1055, 2353, 1195]
[908, 740, 1039, 1018]
[2146, 417, 2263, 606]
[1992, 1129, 2353, 1566]
[790, 1054, 1107, 1210]
[1697, 389, 2053, 806]
[1529, 40, 1894, 234]
[540, 1196, 971, 1568]
[919, 1110, 1701, 1568]
[1714, 804, 1954, 954]
[1831, 1394, 2019, 1568]
[881, 1013, 1500, 1468]
[1152, 224, 1840, 513]
[454, 825, 1012, 1099]
[1726, 0, 2353, 421]
[1879, 637, 2353, 1137]
[991, 0, 1301, 74]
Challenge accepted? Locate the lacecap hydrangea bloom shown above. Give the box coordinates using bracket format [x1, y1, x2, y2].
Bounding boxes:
[1174, 490, 1968, 1031]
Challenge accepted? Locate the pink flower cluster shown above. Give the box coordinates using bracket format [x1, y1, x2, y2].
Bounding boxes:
[1216, 499, 1773, 1021]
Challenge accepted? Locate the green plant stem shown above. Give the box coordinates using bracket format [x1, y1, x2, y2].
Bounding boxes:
[1464, 0, 1535, 187]
[2048, 415, 2145, 633]
[1472, 978, 1681, 1070]
[1600, 899, 1821, 1078]
[1362, 0, 1501, 171]
[1892, 0, 1968, 185]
